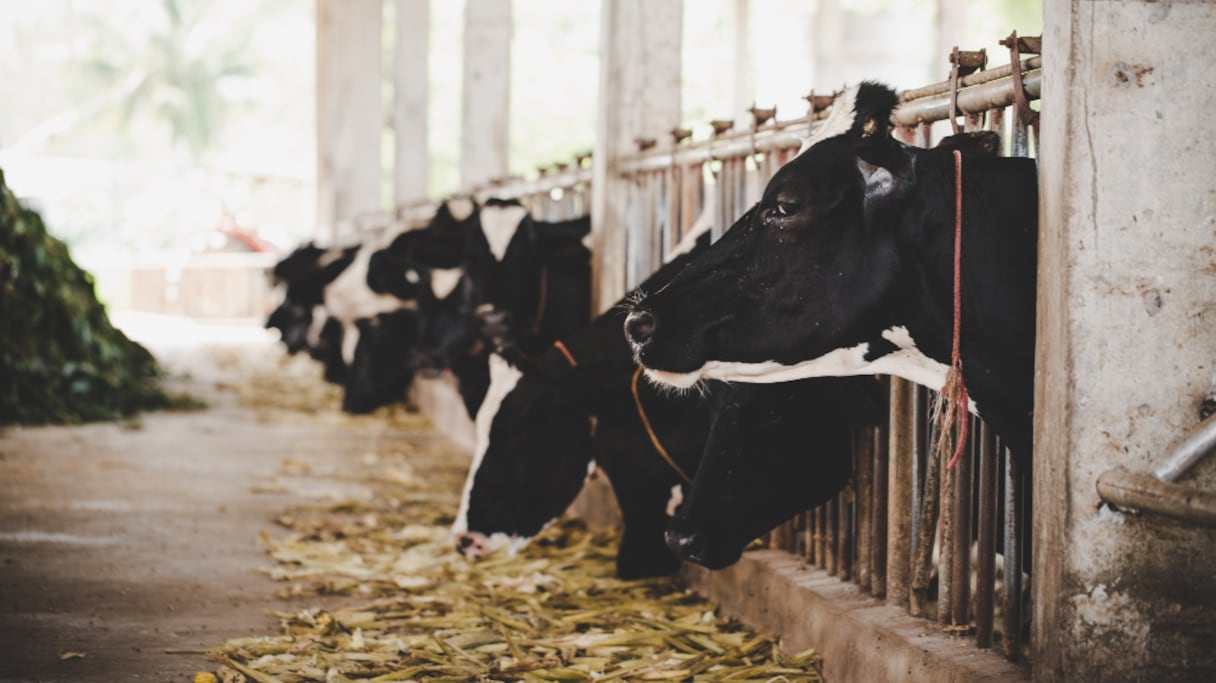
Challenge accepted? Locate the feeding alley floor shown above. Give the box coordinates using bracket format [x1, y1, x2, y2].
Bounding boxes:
[0, 315, 823, 682]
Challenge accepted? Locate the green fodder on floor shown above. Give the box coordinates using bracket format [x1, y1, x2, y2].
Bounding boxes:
[0, 167, 171, 426]
[205, 393, 823, 683]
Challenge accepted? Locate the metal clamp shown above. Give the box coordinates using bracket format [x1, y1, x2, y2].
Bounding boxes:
[948, 47, 988, 134]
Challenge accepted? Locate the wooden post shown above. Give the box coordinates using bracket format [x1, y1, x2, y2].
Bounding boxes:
[316, 0, 382, 243]
[394, 0, 429, 206]
[591, 0, 683, 312]
[460, 0, 512, 191]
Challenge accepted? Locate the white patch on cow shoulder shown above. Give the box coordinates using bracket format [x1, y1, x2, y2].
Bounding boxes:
[479, 204, 529, 261]
[798, 84, 860, 155]
[446, 196, 475, 222]
[581, 231, 594, 250]
[452, 354, 524, 536]
[316, 247, 346, 268]
[646, 326, 980, 415]
[404, 269, 421, 284]
[306, 305, 329, 347]
[324, 244, 416, 324]
[666, 485, 684, 517]
[341, 322, 361, 366]
[430, 267, 463, 300]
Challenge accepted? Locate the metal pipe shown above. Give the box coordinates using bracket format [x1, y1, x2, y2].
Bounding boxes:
[900, 56, 1041, 101]
[872, 415, 890, 599]
[975, 423, 998, 648]
[857, 427, 874, 592]
[950, 416, 975, 627]
[1154, 412, 1216, 483]
[1097, 470, 1216, 528]
[891, 70, 1041, 127]
[886, 378, 914, 608]
[1002, 445, 1023, 661]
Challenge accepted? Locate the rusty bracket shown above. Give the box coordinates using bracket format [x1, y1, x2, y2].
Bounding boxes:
[948, 47, 988, 134]
[710, 119, 735, 136]
[1002, 31, 1040, 133]
[670, 127, 693, 144]
[634, 137, 657, 152]
[749, 105, 777, 129]
[999, 32, 1041, 55]
[804, 92, 835, 115]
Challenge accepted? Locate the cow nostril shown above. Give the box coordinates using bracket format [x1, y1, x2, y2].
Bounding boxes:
[625, 310, 657, 346]
[665, 529, 707, 561]
[457, 534, 475, 551]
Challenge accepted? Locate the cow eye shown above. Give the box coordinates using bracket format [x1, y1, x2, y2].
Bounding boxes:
[765, 200, 799, 222]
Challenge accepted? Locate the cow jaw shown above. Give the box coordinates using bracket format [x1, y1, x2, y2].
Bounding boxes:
[644, 326, 975, 412]
[451, 354, 523, 536]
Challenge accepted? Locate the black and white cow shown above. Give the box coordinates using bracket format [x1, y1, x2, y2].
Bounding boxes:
[267, 243, 357, 382]
[625, 82, 1038, 462]
[453, 234, 881, 577]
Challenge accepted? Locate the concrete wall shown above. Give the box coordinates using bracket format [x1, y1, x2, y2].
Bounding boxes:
[316, 0, 382, 244]
[1035, 2, 1216, 681]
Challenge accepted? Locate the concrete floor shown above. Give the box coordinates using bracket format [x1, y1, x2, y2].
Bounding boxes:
[0, 316, 432, 682]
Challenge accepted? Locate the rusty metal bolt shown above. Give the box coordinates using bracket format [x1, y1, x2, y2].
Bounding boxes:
[670, 127, 693, 144]
[634, 137, 657, 152]
[950, 48, 988, 74]
[710, 119, 735, 136]
[804, 92, 836, 113]
[999, 32, 1042, 55]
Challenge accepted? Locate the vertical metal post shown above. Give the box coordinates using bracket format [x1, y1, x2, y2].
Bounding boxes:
[975, 422, 998, 648]
[856, 427, 874, 592]
[1002, 445, 1023, 660]
[950, 416, 975, 626]
[886, 377, 914, 607]
[938, 426, 955, 625]
[838, 488, 853, 582]
[825, 498, 838, 576]
[872, 414, 890, 598]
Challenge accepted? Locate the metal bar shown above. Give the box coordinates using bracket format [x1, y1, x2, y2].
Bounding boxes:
[900, 55, 1042, 101]
[857, 427, 874, 592]
[803, 511, 814, 561]
[1002, 445, 1023, 661]
[838, 489, 853, 581]
[815, 507, 826, 569]
[619, 70, 1041, 174]
[825, 498, 838, 576]
[872, 416, 890, 599]
[910, 392, 941, 618]
[1097, 469, 1216, 528]
[886, 378, 914, 607]
[1154, 413, 1216, 483]
[938, 423, 955, 626]
[975, 423, 998, 648]
[950, 416, 975, 627]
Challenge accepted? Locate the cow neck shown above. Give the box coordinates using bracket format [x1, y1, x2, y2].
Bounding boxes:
[630, 366, 693, 485]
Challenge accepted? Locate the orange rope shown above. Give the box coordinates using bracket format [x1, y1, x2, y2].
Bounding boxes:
[631, 366, 692, 485]
[553, 340, 577, 367]
[944, 149, 970, 470]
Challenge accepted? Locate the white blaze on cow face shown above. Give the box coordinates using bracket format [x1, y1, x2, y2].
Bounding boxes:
[479, 204, 529, 262]
[341, 322, 361, 366]
[446, 196, 475, 222]
[798, 84, 860, 155]
[316, 247, 347, 268]
[452, 354, 524, 537]
[645, 326, 979, 415]
[430, 267, 463, 300]
[306, 305, 329, 347]
[666, 485, 684, 517]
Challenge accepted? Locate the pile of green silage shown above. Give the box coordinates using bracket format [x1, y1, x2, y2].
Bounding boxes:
[0, 167, 170, 425]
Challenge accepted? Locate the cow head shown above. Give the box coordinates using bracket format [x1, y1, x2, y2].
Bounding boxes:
[452, 352, 600, 558]
[625, 83, 942, 391]
[665, 377, 882, 569]
[266, 299, 313, 354]
[341, 310, 421, 414]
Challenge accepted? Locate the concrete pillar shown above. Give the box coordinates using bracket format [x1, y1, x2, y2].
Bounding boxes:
[1035, 3, 1216, 682]
[591, 0, 682, 312]
[316, 0, 382, 244]
[730, 0, 754, 122]
[394, 0, 429, 207]
[460, 0, 512, 191]
[934, 0, 966, 80]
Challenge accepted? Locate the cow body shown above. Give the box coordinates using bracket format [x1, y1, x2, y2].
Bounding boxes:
[626, 82, 1038, 461]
